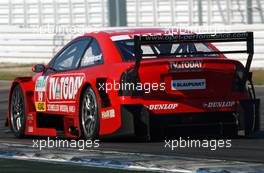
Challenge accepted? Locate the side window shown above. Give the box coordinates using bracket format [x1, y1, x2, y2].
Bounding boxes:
[52, 39, 90, 71]
[80, 39, 103, 67]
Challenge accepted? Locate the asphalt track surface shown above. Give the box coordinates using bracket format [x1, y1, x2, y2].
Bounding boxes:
[0, 158, 153, 173]
[0, 81, 264, 172]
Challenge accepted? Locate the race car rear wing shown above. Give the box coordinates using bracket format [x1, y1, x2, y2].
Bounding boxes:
[133, 32, 254, 83]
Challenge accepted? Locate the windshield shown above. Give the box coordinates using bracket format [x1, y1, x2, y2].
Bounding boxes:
[114, 39, 219, 61]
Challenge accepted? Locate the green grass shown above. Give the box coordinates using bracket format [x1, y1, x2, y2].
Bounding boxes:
[252, 70, 264, 85]
[0, 71, 34, 80]
[0, 63, 34, 68]
[0, 64, 34, 80]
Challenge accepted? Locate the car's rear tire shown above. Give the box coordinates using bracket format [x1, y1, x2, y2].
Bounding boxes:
[10, 84, 26, 138]
[80, 87, 100, 140]
[222, 124, 238, 138]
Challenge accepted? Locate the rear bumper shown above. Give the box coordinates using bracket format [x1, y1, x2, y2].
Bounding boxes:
[117, 105, 237, 139]
[111, 98, 260, 138]
[117, 96, 240, 114]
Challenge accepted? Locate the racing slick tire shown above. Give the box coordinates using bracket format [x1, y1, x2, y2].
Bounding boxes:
[10, 84, 26, 138]
[80, 87, 100, 140]
[222, 124, 238, 138]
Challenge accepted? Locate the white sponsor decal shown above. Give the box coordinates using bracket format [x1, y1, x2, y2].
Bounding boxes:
[170, 60, 203, 72]
[47, 104, 76, 113]
[60, 105, 69, 112]
[102, 109, 115, 119]
[110, 33, 166, 41]
[171, 79, 206, 90]
[49, 75, 84, 100]
[27, 126, 33, 133]
[47, 104, 59, 111]
[69, 105, 76, 112]
[204, 101, 236, 108]
[82, 54, 102, 65]
[146, 104, 178, 110]
[111, 35, 131, 41]
[35, 76, 48, 91]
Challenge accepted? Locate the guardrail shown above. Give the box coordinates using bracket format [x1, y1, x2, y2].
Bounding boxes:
[0, 0, 263, 27]
[0, 25, 263, 68]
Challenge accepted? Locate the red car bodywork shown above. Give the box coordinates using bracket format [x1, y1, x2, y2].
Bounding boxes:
[7, 28, 260, 139]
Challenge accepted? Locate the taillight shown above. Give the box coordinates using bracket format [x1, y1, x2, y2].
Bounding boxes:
[118, 69, 142, 96]
[233, 64, 246, 91]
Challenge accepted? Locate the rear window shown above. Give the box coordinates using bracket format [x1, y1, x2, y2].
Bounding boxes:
[114, 39, 219, 61]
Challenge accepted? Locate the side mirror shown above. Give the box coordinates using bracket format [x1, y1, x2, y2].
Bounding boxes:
[32, 64, 45, 73]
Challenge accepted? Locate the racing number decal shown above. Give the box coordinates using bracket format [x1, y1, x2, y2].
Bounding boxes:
[35, 76, 48, 112]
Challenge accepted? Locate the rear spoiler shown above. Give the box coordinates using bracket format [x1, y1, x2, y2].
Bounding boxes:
[133, 32, 254, 83]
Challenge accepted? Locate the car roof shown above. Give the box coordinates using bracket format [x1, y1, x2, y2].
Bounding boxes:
[83, 27, 192, 37]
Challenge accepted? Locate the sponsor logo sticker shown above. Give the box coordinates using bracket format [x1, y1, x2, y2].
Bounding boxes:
[47, 104, 76, 113]
[27, 126, 33, 133]
[102, 109, 115, 119]
[35, 76, 48, 92]
[35, 102, 46, 111]
[146, 104, 178, 110]
[47, 104, 59, 112]
[171, 79, 206, 90]
[203, 101, 236, 108]
[49, 75, 84, 100]
[27, 113, 34, 133]
[169, 60, 203, 72]
[110, 35, 131, 41]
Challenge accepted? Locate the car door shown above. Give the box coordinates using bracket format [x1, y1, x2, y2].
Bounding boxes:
[34, 37, 91, 114]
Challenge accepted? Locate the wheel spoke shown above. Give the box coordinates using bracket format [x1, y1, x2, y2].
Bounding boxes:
[16, 117, 21, 130]
[87, 115, 93, 121]
[85, 95, 90, 109]
[13, 90, 17, 105]
[14, 112, 20, 119]
[84, 120, 92, 135]
[16, 90, 20, 105]
[85, 116, 91, 125]
[88, 121, 94, 134]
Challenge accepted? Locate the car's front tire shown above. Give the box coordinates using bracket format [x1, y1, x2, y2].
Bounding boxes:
[10, 84, 26, 138]
[80, 87, 100, 140]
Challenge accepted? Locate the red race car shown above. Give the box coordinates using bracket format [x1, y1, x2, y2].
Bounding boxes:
[6, 28, 260, 140]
